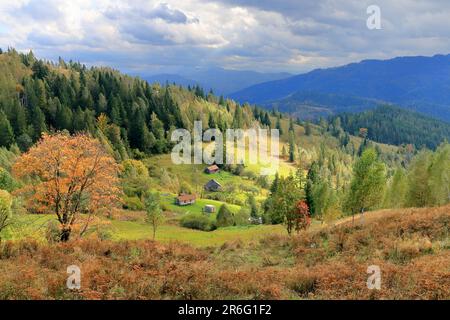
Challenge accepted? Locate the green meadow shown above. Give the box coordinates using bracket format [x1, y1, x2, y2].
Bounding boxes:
[110, 221, 285, 247]
[1, 212, 286, 247]
[160, 193, 241, 216]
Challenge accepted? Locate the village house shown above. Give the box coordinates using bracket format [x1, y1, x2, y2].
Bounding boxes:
[204, 179, 222, 192]
[204, 164, 220, 174]
[203, 205, 216, 214]
[175, 194, 196, 206]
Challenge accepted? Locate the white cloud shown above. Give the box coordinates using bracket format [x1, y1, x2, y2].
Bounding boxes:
[0, 0, 449, 74]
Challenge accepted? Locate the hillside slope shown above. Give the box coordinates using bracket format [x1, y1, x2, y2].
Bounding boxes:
[0, 205, 448, 299]
[265, 91, 385, 120]
[0, 49, 272, 160]
[231, 54, 450, 122]
[331, 105, 450, 149]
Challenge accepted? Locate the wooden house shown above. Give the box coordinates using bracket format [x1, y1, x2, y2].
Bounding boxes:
[204, 164, 220, 174]
[204, 205, 216, 214]
[175, 194, 196, 206]
[204, 179, 222, 192]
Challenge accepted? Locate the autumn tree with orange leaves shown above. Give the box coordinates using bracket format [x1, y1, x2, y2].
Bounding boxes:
[293, 200, 311, 234]
[13, 133, 120, 241]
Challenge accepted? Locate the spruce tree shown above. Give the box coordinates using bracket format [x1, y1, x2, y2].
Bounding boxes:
[248, 194, 259, 218]
[31, 106, 47, 141]
[270, 172, 280, 193]
[289, 131, 295, 162]
[55, 104, 73, 131]
[232, 105, 244, 129]
[10, 100, 27, 136]
[216, 204, 234, 227]
[0, 112, 14, 148]
[305, 122, 312, 136]
[276, 116, 283, 135]
[208, 112, 216, 129]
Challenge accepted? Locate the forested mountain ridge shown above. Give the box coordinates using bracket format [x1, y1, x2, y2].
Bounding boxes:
[263, 91, 385, 120]
[0, 48, 276, 160]
[230, 54, 450, 122]
[330, 105, 450, 150]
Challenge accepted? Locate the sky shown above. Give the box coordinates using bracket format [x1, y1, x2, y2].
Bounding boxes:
[1, 0, 450, 76]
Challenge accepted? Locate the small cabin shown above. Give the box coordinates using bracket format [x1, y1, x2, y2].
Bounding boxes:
[205, 164, 220, 174]
[175, 194, 196, 206]
[204, 205, 216, 214]
[204, 179, 222, 192]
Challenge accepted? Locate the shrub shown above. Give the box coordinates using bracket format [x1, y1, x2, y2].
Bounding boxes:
[132, 149, 146, 160]
[123, 196, 144, 211]
[234, 208, 250, 226]
[216, 205, 234, 227]
[288, 273, 317, 297]
[45, 220, 61, 244]
[121, 159, 149, 178]
[180, 214, 216, 231]
[387, 237, 434, 264]
[0, 147, 17, 171]
[232, 164, 245, 176]
[256, 175, 270, 189]
[242, 170, 257, 180]
[0, 168, 17, 192]
[0, 189, 12, 220]
[121, 160, 152, 198]
[161, 203, 170, 211]
[97, 227, 113, 241]
[241, 185, 260, 194]
[0, 189, 12, 240]
[16, 133, 33, 152]
[179, 182, 194, 195]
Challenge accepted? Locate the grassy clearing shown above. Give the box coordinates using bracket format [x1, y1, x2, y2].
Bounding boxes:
[146, 147, 296, 186]
[160, 193, 241, 216]
[1, 214, 56, 241]
[146, 154, 255, 186]
[1, 212, 285, 247]
[111, 221, 285, 247]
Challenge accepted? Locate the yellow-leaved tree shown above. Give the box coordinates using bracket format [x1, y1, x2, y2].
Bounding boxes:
[13, 132, 120, 241]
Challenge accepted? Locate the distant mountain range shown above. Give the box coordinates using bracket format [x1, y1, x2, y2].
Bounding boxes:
[230, 54, 450, 122]
[143, 67, 291, 95]
[143, 74, 198, 89]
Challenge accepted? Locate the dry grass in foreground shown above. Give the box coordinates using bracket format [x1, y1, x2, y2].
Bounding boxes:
[0, 205, 448, 300]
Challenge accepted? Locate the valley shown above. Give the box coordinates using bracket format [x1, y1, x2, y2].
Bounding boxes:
[230, 54, 450, 122]
[0, 48, 448, 300]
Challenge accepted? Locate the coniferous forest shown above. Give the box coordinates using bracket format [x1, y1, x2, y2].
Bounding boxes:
[330, 105, 450, 150]
[0, 48, 276, 159]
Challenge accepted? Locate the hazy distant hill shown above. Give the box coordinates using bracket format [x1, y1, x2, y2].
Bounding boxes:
[230, 54, 450, 122]
[144, 74, 198, 88]
[144, 67, 291, 95]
